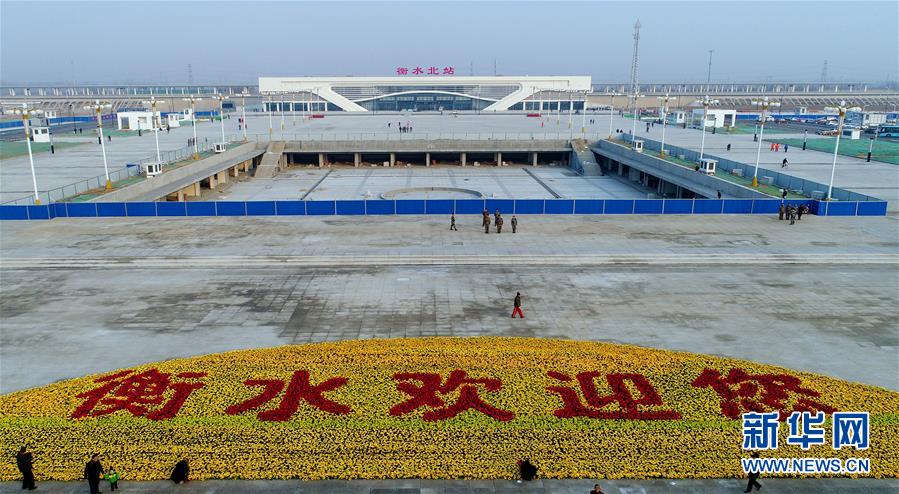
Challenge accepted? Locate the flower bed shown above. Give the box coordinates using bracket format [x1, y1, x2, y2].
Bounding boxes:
[1, 337, 897, 480]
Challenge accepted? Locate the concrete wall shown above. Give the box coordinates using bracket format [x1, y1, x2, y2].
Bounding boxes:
[284, 139, 570, 153]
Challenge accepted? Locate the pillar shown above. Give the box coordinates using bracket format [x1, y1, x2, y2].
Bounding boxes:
[318, 153, 325, 167]
[176, 189, 186, 201]
[207, 175, 217, 189]
[425, 152, 431, 167]
[532, 152, 538, 167]
[389, 153, 395, 167]
[217, 171, 228, 184]
[230, 166, 239, 177]
[496, 152, 502, 166]
[461, 152, 466, 166]
[354, 152, 361, 167]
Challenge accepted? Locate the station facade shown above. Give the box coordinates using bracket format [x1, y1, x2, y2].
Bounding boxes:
[258, 75, 592, 113]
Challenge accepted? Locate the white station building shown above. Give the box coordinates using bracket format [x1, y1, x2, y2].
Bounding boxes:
[258, 76, 592, 113]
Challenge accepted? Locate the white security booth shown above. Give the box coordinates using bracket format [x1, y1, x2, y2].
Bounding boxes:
[691, 109, 737, 128]
[117, 111, 161, 131]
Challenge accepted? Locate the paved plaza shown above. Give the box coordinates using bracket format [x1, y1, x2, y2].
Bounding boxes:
[2, 113, 897, 207]
[2, 215, 896, 394]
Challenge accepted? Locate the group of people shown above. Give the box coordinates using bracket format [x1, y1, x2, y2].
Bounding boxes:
[15, 445, 190, 492]
[779, 202, 808, 225]
[388, 121, 413, 133]
[480, 208, 517, 234]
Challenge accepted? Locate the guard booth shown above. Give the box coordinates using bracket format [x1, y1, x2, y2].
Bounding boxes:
[166, 114, 182, 128]
[699, 158, 717, 175]
[31, 126, 51, 142]
[142, 162, 162, 177]
[632, 139, 644, 153]
[214, 143, 227, 153]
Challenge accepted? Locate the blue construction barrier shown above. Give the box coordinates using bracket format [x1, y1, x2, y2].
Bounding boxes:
[0, 198, 888, 221]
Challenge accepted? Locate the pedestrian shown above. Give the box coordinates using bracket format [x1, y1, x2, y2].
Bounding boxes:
[494, 209, 500, 225]
[789, 205, 796, 225]
[450, 214, 457, 231]
[784, 143, 788, 153]
[798, 204, 806, 220]
[775, 143, 780, 152]
[590, 484, 606, 494]
[744, 452, 762, 492]
[170, 459, 190, 484]
[166, 125, 170, 133]
[770, 142, 775, 151]
[511, 215, 518, 233]
[717, 190, 722, 199]
[84, 453, 104, 494]
[16, 445, 36, 491]
[512, 292, 524, 318]
[782, 158, 788, 168]
[778, 203, 785, 221]
[106, 466, 120, 491]
[517, 458, 537, 481]
[388, 122, 391, 128]
[781, 188, 788, 200]
[727, 143, 731, 151]
[107, 134, 111, 142]
[79, 127, 83, 134]
[496, 214, 504, 233]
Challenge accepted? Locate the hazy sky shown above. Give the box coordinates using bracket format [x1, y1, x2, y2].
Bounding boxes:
[1, 1, 896, 85]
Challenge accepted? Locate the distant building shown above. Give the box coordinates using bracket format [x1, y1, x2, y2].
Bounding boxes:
[690, 108, 736, 128]
[116, 111, 161, 131]
[845, 111, 887, 128]
[258, 75, 591, 112]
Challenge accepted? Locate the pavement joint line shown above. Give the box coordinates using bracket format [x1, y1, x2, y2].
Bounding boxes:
[1, 253, 897, 269]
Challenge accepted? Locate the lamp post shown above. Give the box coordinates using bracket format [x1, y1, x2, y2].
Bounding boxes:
[279, 94, 285, 131]
[630, 92, 645, 139]
[18, 103, 41, 204]
[86, 100, 113, 188]
[607, 91, 621, 138]
[239, 90, 249, 141]
[695, 95, 719, 161]
[750, 96, 780, 187]
[581, 90, 588, 135]
[214, 93, 229, 146]
[827, 102, 847, 201]
[141, 97, 162, 163]
[267, 95, 274, 138]
[658, 92, 670, 156]
[182, 96, 201, 159]
[291, 94, 297, 126]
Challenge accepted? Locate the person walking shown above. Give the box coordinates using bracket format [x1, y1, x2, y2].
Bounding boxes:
[717, 190, 722, 199]
[512, 292, 524, 318]
[789, 205, 797, 225]
[496, 214, 504, 234]
[781, 188, 788, 200]
[511, 215, 518, 233]
[170, 459, 190, 484]
[782, 158, 788, 168]
[482, 209, 490, 234]
[784, 143, 789, 153]
[778, 203, 785, 221]
[590, 484, 606, 494]
[517, 458, 537, 481]
[798, 204, 807, 220]
[744, 452, 762, 492]
[84, 454, 104, 494]
[726, 143, 731, 151]
[450, 214, 457, 231]
[16, 445, 36, 490]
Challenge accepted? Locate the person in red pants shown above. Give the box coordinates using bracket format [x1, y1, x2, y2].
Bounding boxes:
[512, 292, 524, 318]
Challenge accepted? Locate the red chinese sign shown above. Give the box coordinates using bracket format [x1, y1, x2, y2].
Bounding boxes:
[390, 370, 514, 421]
[547, 371, 681, 420]
[226, 370, 351, 421]
[72, 369, 207, 420]
[691, 368, 836, 420]
[70, 367, 835, 424]
[396, 66, 455, 76]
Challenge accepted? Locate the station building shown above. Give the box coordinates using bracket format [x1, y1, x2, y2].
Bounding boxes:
[258, 75, 591, 113]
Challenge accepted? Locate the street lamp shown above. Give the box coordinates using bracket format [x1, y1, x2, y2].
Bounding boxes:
[827, 101, 848, 201]
[750, 96, 781, 187]
[239, 90, 249, 141]
[141, 97, 162, 163]
[607, 91, 622, 138]
[267, 95, 274, 138]
[182, 96, 202, 159]
[657, 92, 671, 156]
[581, 90, 588, 135]
[214, 94, 229, 147]
[15, 103, 42, 204]
[695, 95, 719, 161]
[85, 100, 113, 189]
[279, 94, 285, 131]
[630, 92, 645, 139]
[291, 94, 297, 126]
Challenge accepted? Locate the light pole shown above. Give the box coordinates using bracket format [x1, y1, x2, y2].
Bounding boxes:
[279, 94, 285, 131]
[215, 94, 229, 146]
[18, 103, 41, 204]
[867, 128, 878, 162]
[607, 91, 621, 138]
[630, 92, 645, 139]
[695, 95, 719, 161]
[267, 95, 274, 138]
[827, 102, 847, 201]
[239, 90, 249, 141]
[750, 96, 780, 187]
[86, 100, 113, 189]
[142, 97, 162, 163]
[182, 96, 201, 159]
[581, 90, 588, 135]
[291, 94, 297, 126]
[658, 92, 670, 156]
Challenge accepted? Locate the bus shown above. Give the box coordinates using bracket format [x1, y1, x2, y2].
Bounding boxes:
[878, 125, 899, 138]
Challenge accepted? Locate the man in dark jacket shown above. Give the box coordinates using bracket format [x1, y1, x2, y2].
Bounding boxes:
[496, 214, 503, 234]
[778, 203, 785, 221]
[170, 459, 190, 484]
[84, 454, 104, 494]
[518, 458, 537, 481]
[511, 215, 518, 233]
[16, 445, 36, 490]
[744, 452, 762, 492]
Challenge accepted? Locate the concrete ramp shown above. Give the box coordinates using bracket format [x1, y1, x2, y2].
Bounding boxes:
[570, 139, 603, 176]
[254, 141, 286, 178]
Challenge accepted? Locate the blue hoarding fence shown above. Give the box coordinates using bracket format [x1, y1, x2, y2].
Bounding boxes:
[0, 198, 887, 221]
